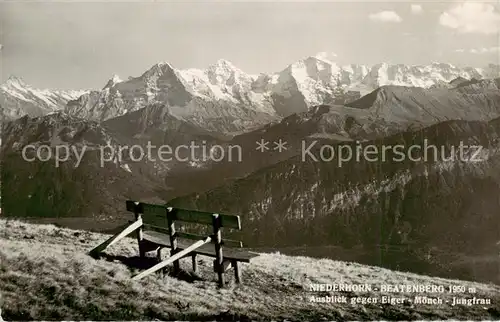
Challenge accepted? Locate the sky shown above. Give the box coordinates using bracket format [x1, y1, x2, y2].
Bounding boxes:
[0, 0, 499, 90]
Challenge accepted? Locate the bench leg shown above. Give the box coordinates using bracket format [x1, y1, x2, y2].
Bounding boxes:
[216, 262, 225, 288]
[135, 215, 145, 258]
[137, 241, 144, 258]
[212, 214, 225, 288]
[192, 253, 198, 273]
[171, 249, 180, 275]
[167, 214, 180, 275]
[157, 247, 164, 279]
[232, 260, 241, 284]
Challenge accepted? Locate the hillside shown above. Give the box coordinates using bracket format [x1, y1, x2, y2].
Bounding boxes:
[0, 113, 168, 224]
[164, 78, 500, 198]
[1, 219, 500, 320]
[168, 116, 500, 285]
[345, 78, 500, 124]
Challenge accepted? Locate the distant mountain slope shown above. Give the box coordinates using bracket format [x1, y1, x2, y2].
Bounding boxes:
[163, 78, 500, 198]
[0, 76, 87, 120]
[0, 104, 243, 223]
[65, 62, 279, 133]
[102, 102, 237, 179]
[2, 219, 500, 320]
[167, 116, 500, 284]
[0, 113, 167, 221]
[358, 62, 487, 90]
[345, 78, 500, 125]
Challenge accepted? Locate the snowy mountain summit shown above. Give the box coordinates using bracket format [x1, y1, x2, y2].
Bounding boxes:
[0, 76, 88, 120]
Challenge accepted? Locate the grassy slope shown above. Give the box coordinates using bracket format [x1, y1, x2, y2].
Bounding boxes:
[1, 219, 500, 321]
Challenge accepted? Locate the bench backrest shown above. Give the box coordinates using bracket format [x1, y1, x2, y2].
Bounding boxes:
[126, 201, 241, 229]
[126, 200, 243, 248]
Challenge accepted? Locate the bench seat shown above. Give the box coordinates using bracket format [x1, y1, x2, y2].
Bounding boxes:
[143, 230, 260, 263]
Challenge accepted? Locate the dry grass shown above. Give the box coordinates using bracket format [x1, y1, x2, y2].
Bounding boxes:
[1, 219, 500, 321]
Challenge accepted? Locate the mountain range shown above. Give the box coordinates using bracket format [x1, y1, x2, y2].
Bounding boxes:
[2, 54, 499, 133]
[0, 76, 87, 121]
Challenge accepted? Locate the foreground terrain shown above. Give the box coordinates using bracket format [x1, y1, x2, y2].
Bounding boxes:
[1, 219, 500, 320]
[3, 79, 500, 288]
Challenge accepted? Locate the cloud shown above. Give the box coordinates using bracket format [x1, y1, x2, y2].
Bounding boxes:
[411, 4, 423, 15]
[369, 10, 403, 23]
[455, 47, 500, 54]
[439, 1, 500, 34]
[470, 47, 500, 54]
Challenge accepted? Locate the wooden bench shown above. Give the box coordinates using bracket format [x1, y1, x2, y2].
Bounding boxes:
[89, 200, 259, 287]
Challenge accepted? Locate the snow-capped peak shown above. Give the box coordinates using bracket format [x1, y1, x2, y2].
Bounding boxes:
[211, 59, 238, 70]
[142, 62, 177, 78]
[314, 52, 338, 64]
[155, 61, 176, 71]
[205, 58, 248, 85]
[111, 74, 122, 83]
[4, 75, 28, 89]
[103, 74, 123, 89]
[1, 76, 89, 121]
